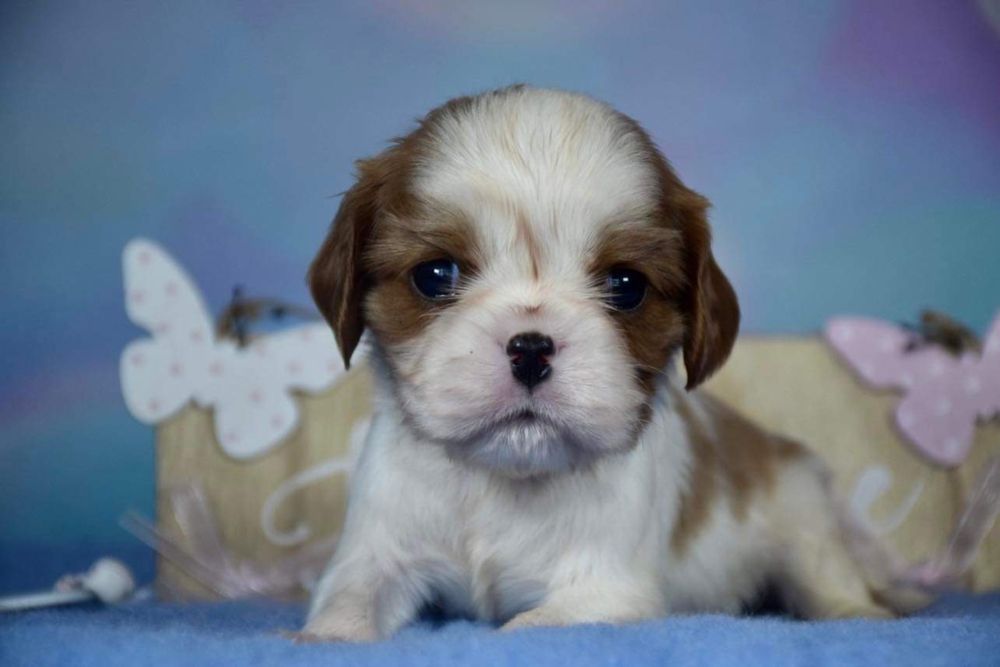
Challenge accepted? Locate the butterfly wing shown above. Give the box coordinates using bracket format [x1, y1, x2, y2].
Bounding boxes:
[122, 238, 214, 341]
[977, 312, 1000, 420]
[259, 323, 347, 394]
[209, 342, 298, 460]
[120, 238, 365, 459]
[120, 239, 215, 424]
[894, 367, 977, 468]
[120, 339, 195, 422]
[209, 324, 349, 460]
[890, 313, 1000, 466]
[827, 316, 975, 467]
[825, 317, 953, 390]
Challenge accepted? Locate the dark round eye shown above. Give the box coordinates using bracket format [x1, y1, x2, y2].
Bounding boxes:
[412, 259, 460, 300]
[605, 267, 647, 311]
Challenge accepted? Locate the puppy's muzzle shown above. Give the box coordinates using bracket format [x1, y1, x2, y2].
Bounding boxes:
[506, 332, 554, 390]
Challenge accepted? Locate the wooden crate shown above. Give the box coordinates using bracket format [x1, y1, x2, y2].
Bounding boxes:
[153, 337, 999, 597]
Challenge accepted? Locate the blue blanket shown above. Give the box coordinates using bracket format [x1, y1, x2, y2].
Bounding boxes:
[3, 592, 1000, 666]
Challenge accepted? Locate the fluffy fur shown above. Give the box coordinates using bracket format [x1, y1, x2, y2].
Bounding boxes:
[303, 86, 921, 642]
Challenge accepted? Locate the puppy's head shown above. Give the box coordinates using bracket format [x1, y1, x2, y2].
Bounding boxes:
[310, 86, 738, 478]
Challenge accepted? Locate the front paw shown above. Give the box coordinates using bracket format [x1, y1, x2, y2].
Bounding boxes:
[500, 607, 570, 632]
[281, 630, 328, 644]
[299, 609, 378, 643]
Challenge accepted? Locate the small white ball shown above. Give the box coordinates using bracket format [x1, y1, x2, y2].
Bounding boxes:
[82, 558, 136, 603]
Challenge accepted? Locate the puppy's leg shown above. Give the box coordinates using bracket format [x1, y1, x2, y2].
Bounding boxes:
[501, 579, 662, 631]
[772, 467, 894, 619]
[303, 543, 435, 642]
[301, 583, 379, 643]
[781, 531, 894, 619]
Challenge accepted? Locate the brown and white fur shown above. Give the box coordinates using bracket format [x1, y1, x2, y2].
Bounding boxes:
[303, 86, 921, 641]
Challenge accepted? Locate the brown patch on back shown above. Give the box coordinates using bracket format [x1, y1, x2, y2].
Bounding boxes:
[670, 389, 808, 556]
[670, 395, 718, 555]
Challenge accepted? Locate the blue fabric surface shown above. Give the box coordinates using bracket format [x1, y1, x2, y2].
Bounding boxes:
[3, 593, 999, 666]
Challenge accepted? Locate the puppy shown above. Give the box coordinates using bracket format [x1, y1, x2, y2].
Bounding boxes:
[303, 86, 921, 641]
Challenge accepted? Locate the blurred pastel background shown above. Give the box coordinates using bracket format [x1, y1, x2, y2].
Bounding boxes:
[1, 1, 998, 584]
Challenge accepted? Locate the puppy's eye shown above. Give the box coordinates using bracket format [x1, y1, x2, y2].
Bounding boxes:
[412, 259, 460, 300]
[605, 267, 647, 311]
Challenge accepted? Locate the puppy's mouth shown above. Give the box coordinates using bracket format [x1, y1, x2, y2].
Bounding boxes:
[493, 408, 545, 428]
[443, 406, 588, 478]
[483, 407, 569, 440]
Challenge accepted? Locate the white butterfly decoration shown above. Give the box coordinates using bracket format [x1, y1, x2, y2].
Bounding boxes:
[120, 238, 352, 460]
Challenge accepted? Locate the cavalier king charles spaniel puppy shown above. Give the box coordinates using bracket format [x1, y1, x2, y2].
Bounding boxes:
[303, 85, 924, 641]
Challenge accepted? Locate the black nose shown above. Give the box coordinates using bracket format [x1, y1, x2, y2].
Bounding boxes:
[506, 332, 555, 389]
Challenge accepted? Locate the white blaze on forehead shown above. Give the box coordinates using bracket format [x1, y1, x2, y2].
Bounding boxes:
[411, 88, 661, 278]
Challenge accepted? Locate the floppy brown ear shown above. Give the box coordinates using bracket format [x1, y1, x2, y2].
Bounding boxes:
[677, 192, 740, 390]
[308, 160, 384, 368]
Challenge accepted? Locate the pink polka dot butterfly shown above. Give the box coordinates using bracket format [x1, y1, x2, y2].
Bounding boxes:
[826, 311, 1000, 467]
